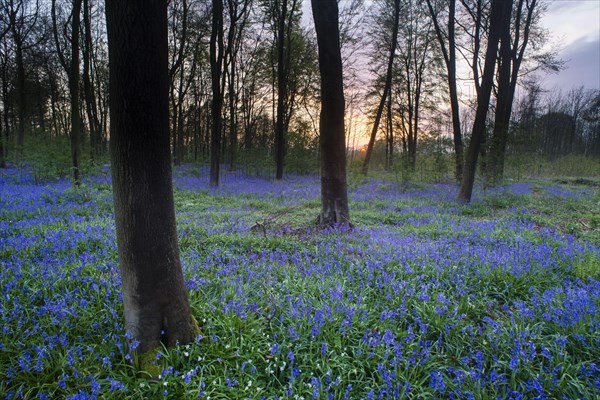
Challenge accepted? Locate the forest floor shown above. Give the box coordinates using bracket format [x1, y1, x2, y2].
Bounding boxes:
[1, 165, 599, 399]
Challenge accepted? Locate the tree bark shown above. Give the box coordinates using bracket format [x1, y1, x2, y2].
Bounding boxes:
[210, 0, 224, 187]
[362, 0, 400, 176]
[458, 0, 512, 203]
[105, 0, 199, 355]
[312, 0, 350, 226]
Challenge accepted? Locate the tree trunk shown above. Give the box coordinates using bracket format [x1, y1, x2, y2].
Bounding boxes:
[489, 0, 536, 181]
[312, 0, 350, 227]
[82, 0, 101, 162]
[362, 0, 400, 176]
[274, 0, 288, 180]
[426, 0, 463, 181]
[105, 0, 199, 355]
[228, 64, 237, 170]
[14, 38, 25, 162]
[0, 107, 4, 168]
[386, 94, 393, 171]
[2, 61, 11, 155]
[447, 0, 463, 181]
[487, 13, 512, 184]
[458, 0, 512, 203]
[225, 0, 250, 170]
[70, 0, 83, 186]
[210, 0, 224, 187]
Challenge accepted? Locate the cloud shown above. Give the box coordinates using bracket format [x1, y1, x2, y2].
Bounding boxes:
[540, 36, 600, 90]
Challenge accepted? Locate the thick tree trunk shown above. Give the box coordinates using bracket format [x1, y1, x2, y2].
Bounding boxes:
[362, 0, 400, 176]
[312, 0, 350, 227]
[106, 0, 198, 355]
[458, 0, 512, 203]
[70, 0, 82, 186]
[210, 0, 224, 187]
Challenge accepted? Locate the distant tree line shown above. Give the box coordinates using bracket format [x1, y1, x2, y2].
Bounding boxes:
[0, 0, 322, 183]
[0, 0, 597, 200]
[509, 83, 600, 159]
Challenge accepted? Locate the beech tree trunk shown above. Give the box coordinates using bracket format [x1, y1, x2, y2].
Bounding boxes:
[458, 0, 512, 203]
[106, 0, 198, 354]
[312, 0, 350, 226]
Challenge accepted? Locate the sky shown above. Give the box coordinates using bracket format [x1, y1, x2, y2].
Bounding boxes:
[302, 0, 600, 92]
[538, 0, 600, 91]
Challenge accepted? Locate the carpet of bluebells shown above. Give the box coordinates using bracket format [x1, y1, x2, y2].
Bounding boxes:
[1, 165, 599, 399]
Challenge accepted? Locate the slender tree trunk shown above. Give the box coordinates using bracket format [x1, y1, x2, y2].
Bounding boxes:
[210, 0, 224, 186]
[427, 0, 463, 181]
[386, 94, 393, 170]
[83, 0, 101, 162]
[105, 0, 199, 356]
[447, 0, 463, 181]
[489, 0, 536, 180]
[312, 0, 350, 226]
[362, 0, 400, 176]
[488, 15, 512, 184]
[171, 92, 179, 165]
[0, 108, 5, 168]
[458, 0, 512, 203]
[228, 63, 237, 170]
[224, 0, 250, 170]
[176, 65, 186, 164]
[2, 65, 11, 152]
[14, 38, 25, 162]
[274, 0, 288, 180]
[70, 0, 83, 186]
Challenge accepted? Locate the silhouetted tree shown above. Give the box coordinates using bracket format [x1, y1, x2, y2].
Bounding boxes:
[488, 0, 540, 182]
[51, 0, 82, 185]
[426, 0, 463, 181]
[458, 0, 512, 203]
[1, 0, 40, 162]
[362, 0, 400, 176]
